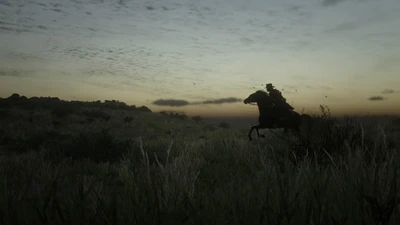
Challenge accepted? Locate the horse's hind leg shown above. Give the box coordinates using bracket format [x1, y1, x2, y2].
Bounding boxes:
[256, 128, 266, 138]
[248, 125, 258, 141]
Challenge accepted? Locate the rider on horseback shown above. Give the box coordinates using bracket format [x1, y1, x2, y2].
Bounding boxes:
[266, 83, 294, 120]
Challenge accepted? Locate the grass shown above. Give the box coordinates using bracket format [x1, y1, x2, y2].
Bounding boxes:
[0, 103, 399, 225]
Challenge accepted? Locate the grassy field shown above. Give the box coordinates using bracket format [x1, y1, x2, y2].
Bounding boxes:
[0, 96, 399, 225]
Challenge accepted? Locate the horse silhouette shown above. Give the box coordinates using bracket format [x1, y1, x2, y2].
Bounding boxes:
[243, 90, 311, 141]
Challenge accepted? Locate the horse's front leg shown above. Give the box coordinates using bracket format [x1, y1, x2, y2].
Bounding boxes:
[248, 125, 258, 141]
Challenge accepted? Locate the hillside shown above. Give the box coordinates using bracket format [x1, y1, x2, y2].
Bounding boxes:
[0, 93, 399, 225]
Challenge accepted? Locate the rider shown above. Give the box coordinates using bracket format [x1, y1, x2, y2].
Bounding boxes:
[266, 83, 294, 120]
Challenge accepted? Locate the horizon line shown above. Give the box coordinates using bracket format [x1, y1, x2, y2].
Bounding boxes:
[1, 92, 399, 118]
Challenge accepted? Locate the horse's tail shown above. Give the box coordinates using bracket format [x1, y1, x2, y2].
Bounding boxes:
[282, 111, 310, 129]
[286, 111, 301, 126]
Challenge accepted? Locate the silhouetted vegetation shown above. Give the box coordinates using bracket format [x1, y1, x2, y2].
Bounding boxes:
[51, 105, 76, 118]
[0, 93, 399, 225]
[59, 129, 133, 163]
[82, 109, 111, 121]
[218, 121, 231, 129]
[192, 115, 203, 123]
[159, 111, 189, 120]
[0, 109, 10, 120]
[393, 118, 400, 130]
[203, 124, 217, 131]
[123, 116, 134, 123]
[0, 93, 152, 113]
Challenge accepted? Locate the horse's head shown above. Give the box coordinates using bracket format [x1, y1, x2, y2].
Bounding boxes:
[244, 90, 270, 104]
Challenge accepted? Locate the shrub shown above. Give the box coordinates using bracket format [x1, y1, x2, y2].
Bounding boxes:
[218, 122, 230, 129]
[203, 124, 217, 131]
[123, 116, 134, 123]
[0, 109, 10, 120]
[192, 116, 203, 123]
[178, 114, 188, 120]
[51, 105, 75, 118]
[59, 129, 133, 163]
[1, 130, 69, 153]
[82, 109, 110, 119]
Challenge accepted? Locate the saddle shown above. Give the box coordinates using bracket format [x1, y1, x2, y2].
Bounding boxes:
[269, 106, 292, 121]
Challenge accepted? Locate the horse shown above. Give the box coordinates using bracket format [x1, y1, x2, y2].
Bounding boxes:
[243, 90, 311, 141]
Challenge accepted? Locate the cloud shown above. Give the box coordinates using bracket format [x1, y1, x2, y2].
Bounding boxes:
[325, 22, 360, 33]
[152, 99, 190, 107]
[146, 5, 155, 11]
[322, 0, 346, 7]
[319, 85, 333, 91]
[381, 89, 395, 94]
[368, 96, 386, 101]
[288, 5, 303, 12]
[372, 55, 400, 73]
[240, 37, 254, 45]
[201, 97, 242, 105]
[0, 69, 32, 77]
[152, 97, 242, 107]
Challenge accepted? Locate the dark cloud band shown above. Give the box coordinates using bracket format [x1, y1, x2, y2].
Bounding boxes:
[381, 89, 395, 94]
[152, 99, 190, 107]
[152, 97, 242, 107]
[368, 96, 385, 101]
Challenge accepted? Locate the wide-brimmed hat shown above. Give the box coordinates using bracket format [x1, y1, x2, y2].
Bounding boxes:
[266, 83, 274, 88]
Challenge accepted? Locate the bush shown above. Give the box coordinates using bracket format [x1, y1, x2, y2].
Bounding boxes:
[218, 122, 230, 129]
[123, 116, 134, 123]
[0, 109, 10, 120]
[203, 124, 217, 131]
[59, 129, 133, 163]
[51, 105, 75, 118]
[82, 109, 111, 121]
[1, 130, 69, 153]
[192, 116, 203, 123]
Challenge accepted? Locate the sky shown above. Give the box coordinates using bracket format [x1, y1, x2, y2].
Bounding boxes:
[0, 0, 399, 117]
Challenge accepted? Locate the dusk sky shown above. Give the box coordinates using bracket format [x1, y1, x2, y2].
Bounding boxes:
[1, 0, 399, 117]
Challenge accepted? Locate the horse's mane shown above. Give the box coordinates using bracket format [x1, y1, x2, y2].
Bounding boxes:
[255, 90, 267, 94]
[255, 90, 270, 98]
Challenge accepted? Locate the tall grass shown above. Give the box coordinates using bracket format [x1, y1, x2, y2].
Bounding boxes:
[0, 109, 399, 224]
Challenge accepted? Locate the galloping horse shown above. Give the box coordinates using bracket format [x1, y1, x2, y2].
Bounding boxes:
[243, 90, 310, 141]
